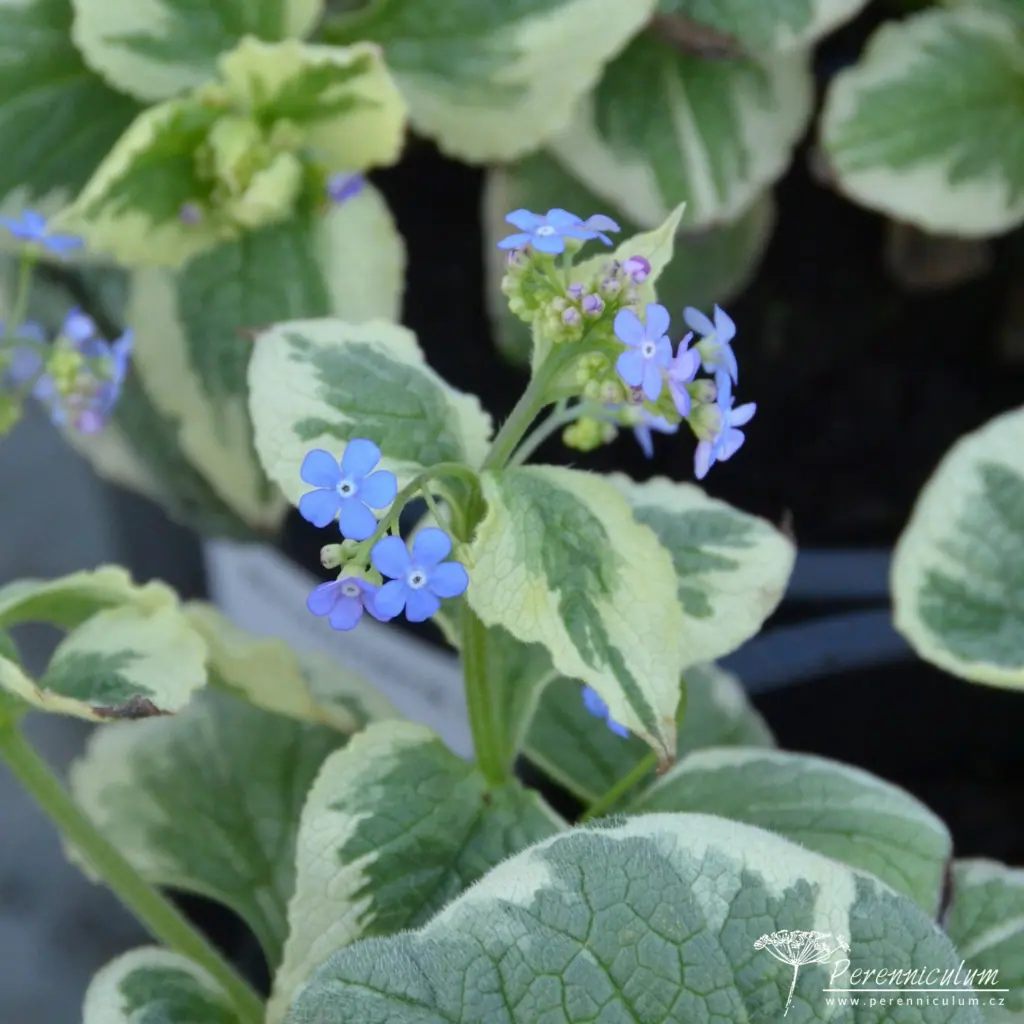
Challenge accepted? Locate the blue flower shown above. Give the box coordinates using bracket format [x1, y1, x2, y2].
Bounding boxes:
[371, 527, 469, 623]
[496, 208, 620, 255]
[327, 172, 365, 204]
[0, 211, 81, 256]
[694, 372, 756, 480]
[1, 322, 46, 387]
[307, 576, 384, 631]
[633, 410, 678, 460]
[614, 304, 672, 402]
[299, 440, 398, 541]
[582, 685, 629, 738]
[666, 331, 700, 418]
[684, 304, 738, 384]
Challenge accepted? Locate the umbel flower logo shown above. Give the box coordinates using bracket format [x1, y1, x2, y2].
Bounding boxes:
[754, 929, 851, 1015]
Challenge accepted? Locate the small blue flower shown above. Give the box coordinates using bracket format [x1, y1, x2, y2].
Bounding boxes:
[666, 331, 700, 417]
[299, 440, 398, 541]
[0, 211, 81, 256]
[614, 304, 672, 402]
[307, 576, 384, 631]
[694, 372, 756, 480]
[1, 321, 46, 387]
[582, 685, 629, 738]
[633, 410, 678, 460]
[684, 304, 738, 384]
[496, 208, 620, 255]
[371, 527, 469, 623]
[326, 172, 365, 204]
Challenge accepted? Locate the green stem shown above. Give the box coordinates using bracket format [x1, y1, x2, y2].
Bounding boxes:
[9, 251, 36, 333]
[0, 723, 265, 1024]
[461, 604, 508, 784]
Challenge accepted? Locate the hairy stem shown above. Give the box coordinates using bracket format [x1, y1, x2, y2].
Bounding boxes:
[461, 604, 508, 784]
[0, 723, 265, 1024]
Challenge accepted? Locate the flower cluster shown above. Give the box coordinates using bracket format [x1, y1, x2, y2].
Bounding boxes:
[298, 440, 469, 631]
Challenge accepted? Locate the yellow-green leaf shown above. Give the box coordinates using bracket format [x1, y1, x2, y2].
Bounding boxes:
[892, 405, 1024, 688]
[468, 465, 686, 761]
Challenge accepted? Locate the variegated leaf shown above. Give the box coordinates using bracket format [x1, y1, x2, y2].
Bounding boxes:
[326, 0, 658, 161]
[71, 0, 323, 102]
[287, 814, 982, 1024]
[892, 405, 1024, 688]
[548, 32, 813, 229]
[631, 748, 952, 913]
[468, 465, 686, 761]
[268, 720, 564, 1023]
[612, 475, 796, 669]
[821, 8, 1024, 237]
[248, 317, 492, 501]
[70, 689, 347, 968]
[525, 661, 774, 805]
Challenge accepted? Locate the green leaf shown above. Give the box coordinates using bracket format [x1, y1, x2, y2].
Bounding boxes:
[468, 466, 686, 761]
[612, 474, 796, 667]
[71, 0, 323, 102]
[484, 153, 773, 367]
[892, 405, 1024, 688]
[70, 689, 347, 969]
[0, 0, 142, 214]
[186, 602, 398, 730]
[821, 8, 1024, 237]
[59, 38, 406, 268]
[548, 31, 813, 229]
[525, 661, 774, 804]
[657, 0, 872, 52]
[268, 720, 564, 1023]
[16, 599, 209, 720]
[83, 947, 239, 1024]
[945, 859, 1024, 1019]
[631, 748, 952, 913]
[248, 317, 493, 502]
[286, 814, 983, 1024]
[327, 0, 657, 162]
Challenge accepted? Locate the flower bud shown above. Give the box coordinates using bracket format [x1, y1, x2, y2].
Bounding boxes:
[179, 202, 203, 225]
[563, 417, 616, 452]
[320, 543, 345, 569]
[550, 297, 568, 313]
[583, 379, 602, 401]
[581, 294, 604, 317]
[567, 283, 584, 300]
[623, 255, 651, 283]
[562, 306, 581, 327]
[599, 277, 622, 299]
[599, 379, 626, 405]
[689, 378, 717, 404]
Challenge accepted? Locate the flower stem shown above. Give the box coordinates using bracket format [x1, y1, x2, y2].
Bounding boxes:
[0, 722, 265, 1024]
[461, 604, 508, 784]
[9, 251, 36, 333]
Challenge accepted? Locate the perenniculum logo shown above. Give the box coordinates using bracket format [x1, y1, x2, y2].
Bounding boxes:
[753, 929, 1009, 1015]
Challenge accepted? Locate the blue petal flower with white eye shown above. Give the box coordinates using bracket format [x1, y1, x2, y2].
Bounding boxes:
[684, 304, 738, 384]
[496, 208, 620, 255]
[298, 440, 398, 541]
[371, 527, 469, 623]
[307, 576, 384, 631]
[666, 331, 700, 418]
[582, 685, 629, 738]
[614, 304, 672, 402]
[694, 372, 756, 480]
[633, 409, 678, 460]
[0, 211, 82, 256]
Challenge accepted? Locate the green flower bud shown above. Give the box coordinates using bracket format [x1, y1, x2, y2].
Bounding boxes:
[563, 417, 616, 452]
[599, 379, 626, 405]
[320, 543, 345, 569]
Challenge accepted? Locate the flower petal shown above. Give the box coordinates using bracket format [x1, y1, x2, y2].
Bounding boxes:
[684, 306, 716, 337]
[306, 580, 341, 617]
[721, 343, 739, 384]
[412, 527, 452, 567]
[544, 208, 582, 227]
[582, 685, 609, 718]
[300, 449, 342, 488]
[633, 425, 654, 459]
[645, 303, 671, 339]
[583, 214, 620, 233]
[694, 440, 715, 480]
[669, 347, 700, 383]
[613, 308, 645, 348]
[427, 561, 468, 599]
[668, 381, 691, 418]
[338, 498, 378, 541]
[298, 489, 342, 528]
[713, 305, 737, 344]
[505, 208, 543, 231]
[715, 371, 733, 409]
[328, 595, 364, 631]
[531, 233, 565, 255]
[496, 232, 531, 250]
[718, 428, 746, 462]
[615, 348, 644, 388]
[730, 401, 756, 428]
[404, 588, 441, 623]
[340, 437, 381, 479]
[641, 361, 663, 402]
[374, 579, 408, 619]
[607, 715, 630, 738]
[358, 469, 397, 509]
[652, 336, 672, 368]
[371, 535, 412, 579]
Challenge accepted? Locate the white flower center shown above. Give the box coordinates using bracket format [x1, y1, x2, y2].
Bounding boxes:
[337, 477, 358, 498]
[535, 225, 557, 237]
[407, 569, 428, 590]
[340, 580, 361, 598]
[641, 340, 656, 359]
